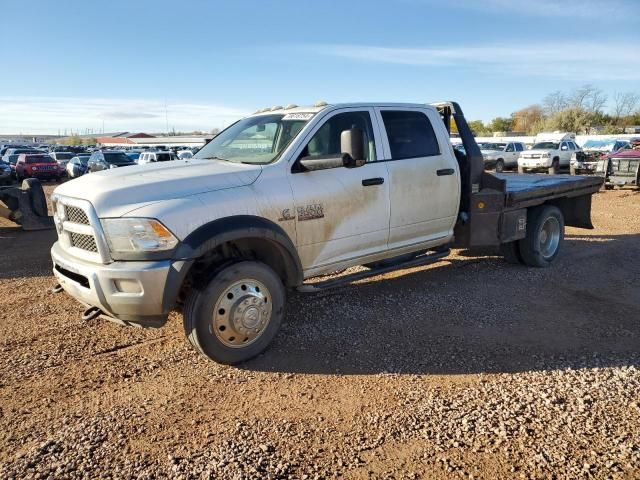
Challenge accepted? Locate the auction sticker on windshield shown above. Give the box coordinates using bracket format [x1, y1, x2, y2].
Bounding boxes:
[282, 113, 315, 120]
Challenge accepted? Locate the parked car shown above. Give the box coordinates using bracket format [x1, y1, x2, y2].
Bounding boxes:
[15, 153, 63, 181]
[177, 149, 194, 159]
[137, 151, 178, 165]
[50, 101, 602, 365]
[125, 151, 141, 162]
[2, 148, 42, 177]
[50, 152, 75, 173]
[87, 150, 136, 172]
[518, 133, 580, 174]
[597, 139, 640, 189]
[0, 161, 12, 185]
[0, 145, 24, 157]
[66, 154, 91, 178]
[478, 141, 526, 172]
[570, 139, 630, 175]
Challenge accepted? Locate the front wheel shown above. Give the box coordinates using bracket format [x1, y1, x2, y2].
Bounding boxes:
[518, 206, 564, 268]
[548, 159, 559, 175]
[495, 159, 505, 173]
[183, 261, 285, 364]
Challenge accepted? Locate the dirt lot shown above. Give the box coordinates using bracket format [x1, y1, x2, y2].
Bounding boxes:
[0, 185, 639, 479]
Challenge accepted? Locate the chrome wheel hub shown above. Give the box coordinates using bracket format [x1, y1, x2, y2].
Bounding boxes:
[213, 279, 272, 348]
[539, 217, 560, 259]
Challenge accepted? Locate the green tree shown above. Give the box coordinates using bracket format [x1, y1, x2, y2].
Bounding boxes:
[488, 117, 513, 133]
[467, 120, 489, 136]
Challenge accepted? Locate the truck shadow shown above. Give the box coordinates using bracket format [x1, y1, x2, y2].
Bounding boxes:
[0, 225, 57, 280]
[244, 233, 640, 375]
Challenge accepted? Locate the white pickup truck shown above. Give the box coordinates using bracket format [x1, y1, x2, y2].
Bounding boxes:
[518, 132, 581, 174]
[50, 102, 602, 364]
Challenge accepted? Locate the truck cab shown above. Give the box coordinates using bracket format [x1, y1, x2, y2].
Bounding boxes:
[50, 102, 602, 365]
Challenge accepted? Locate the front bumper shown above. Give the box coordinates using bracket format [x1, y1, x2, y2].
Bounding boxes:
[51, 241, 188, 327]
[607, 175, 637, 186]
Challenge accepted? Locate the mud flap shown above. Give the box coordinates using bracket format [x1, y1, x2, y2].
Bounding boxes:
[0, 178, 54, 230]
[550, 194, 594, 229]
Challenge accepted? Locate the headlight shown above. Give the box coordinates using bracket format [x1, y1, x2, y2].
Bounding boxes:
[541, 153, 550, 158]
[102, 218, 178, 253]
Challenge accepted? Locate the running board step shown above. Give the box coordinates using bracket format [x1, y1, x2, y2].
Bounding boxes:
[297, 249, 450, 293]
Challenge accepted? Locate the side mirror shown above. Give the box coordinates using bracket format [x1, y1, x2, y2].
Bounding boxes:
[298, 128, 366, 172]
[561, 145, 568, 151]
[340, 127, 365, 165]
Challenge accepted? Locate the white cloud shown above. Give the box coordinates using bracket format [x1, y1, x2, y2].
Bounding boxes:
[443, 0, 633, 18]
[0, 97, 248, 135]
[308, 42, 640, 81]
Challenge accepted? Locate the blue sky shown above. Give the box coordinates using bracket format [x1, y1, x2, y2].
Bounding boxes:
[1, 0, 639, 134]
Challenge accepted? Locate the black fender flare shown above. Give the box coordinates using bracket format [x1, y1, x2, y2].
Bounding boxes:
[173, 215, 303, 287]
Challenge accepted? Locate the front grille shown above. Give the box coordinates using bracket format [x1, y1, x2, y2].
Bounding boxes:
[65, 206, 90, 225]
[70, 232, 98, 252]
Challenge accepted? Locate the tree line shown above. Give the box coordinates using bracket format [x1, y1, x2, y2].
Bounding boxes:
[466, 85, 640, 136]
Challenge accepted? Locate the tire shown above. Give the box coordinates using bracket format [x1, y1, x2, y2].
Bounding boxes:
[604, 185, 614, 190]
[22, 178, 48, 218]
[495, 159, 505, 173]
[548, 159, 559, 175]
[500, 241, 524, 265]
[518, 205, 564, 268]
[183, 261, 285, 364]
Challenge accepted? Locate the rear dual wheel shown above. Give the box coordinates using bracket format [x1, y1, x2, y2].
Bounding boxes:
[183, 261, 285, 364]
[502, 205, 564, 268]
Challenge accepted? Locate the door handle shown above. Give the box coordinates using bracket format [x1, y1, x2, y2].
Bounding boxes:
[362, 177, 384, 186]
[436, 168, 455, 176]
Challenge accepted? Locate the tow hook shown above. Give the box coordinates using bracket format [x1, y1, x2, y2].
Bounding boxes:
[49, 283, 64, 294]
[81, 306, 103, 321]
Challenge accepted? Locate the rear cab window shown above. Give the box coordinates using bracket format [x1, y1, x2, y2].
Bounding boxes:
[379, 110, 440, 160]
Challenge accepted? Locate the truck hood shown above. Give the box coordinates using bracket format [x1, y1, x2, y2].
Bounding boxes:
[608, 149, 640, 159]
[521, 149, 555, 156]
[480, 149, 503, 156]
[53, 159, 262, 217]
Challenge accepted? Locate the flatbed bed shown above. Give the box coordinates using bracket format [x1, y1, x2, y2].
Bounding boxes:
[495, 173, 603, 208]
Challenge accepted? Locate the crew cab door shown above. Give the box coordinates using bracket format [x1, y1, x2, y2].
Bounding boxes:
[287, 108, 390, 272]
[375, 107, 460, 250]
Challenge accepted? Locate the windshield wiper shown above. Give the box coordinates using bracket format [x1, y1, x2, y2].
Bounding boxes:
[200, 156, 229, 161]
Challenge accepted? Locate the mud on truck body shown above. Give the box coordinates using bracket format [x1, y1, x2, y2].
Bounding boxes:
[49, 101, 602, 364]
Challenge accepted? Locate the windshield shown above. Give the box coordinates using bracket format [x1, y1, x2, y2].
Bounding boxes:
[478, 142, 506, 151]
[55, 153, 74, 160]
[26, 156, 55, 164]
[582, 140, 614, 150]
[194, 113, 310, 164]
[104, 152, 133, 164]
[532, 142, 559, 150]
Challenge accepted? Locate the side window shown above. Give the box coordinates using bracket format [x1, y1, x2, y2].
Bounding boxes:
[515, 143, 524, 152]
[301, 111, 376, 162]
[505, 143, 515, 152]
[380, 110, 440, 160]
[568, 142, 576, 150]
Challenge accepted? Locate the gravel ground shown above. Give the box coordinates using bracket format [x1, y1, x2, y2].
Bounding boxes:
[0, 185, 639, 479]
